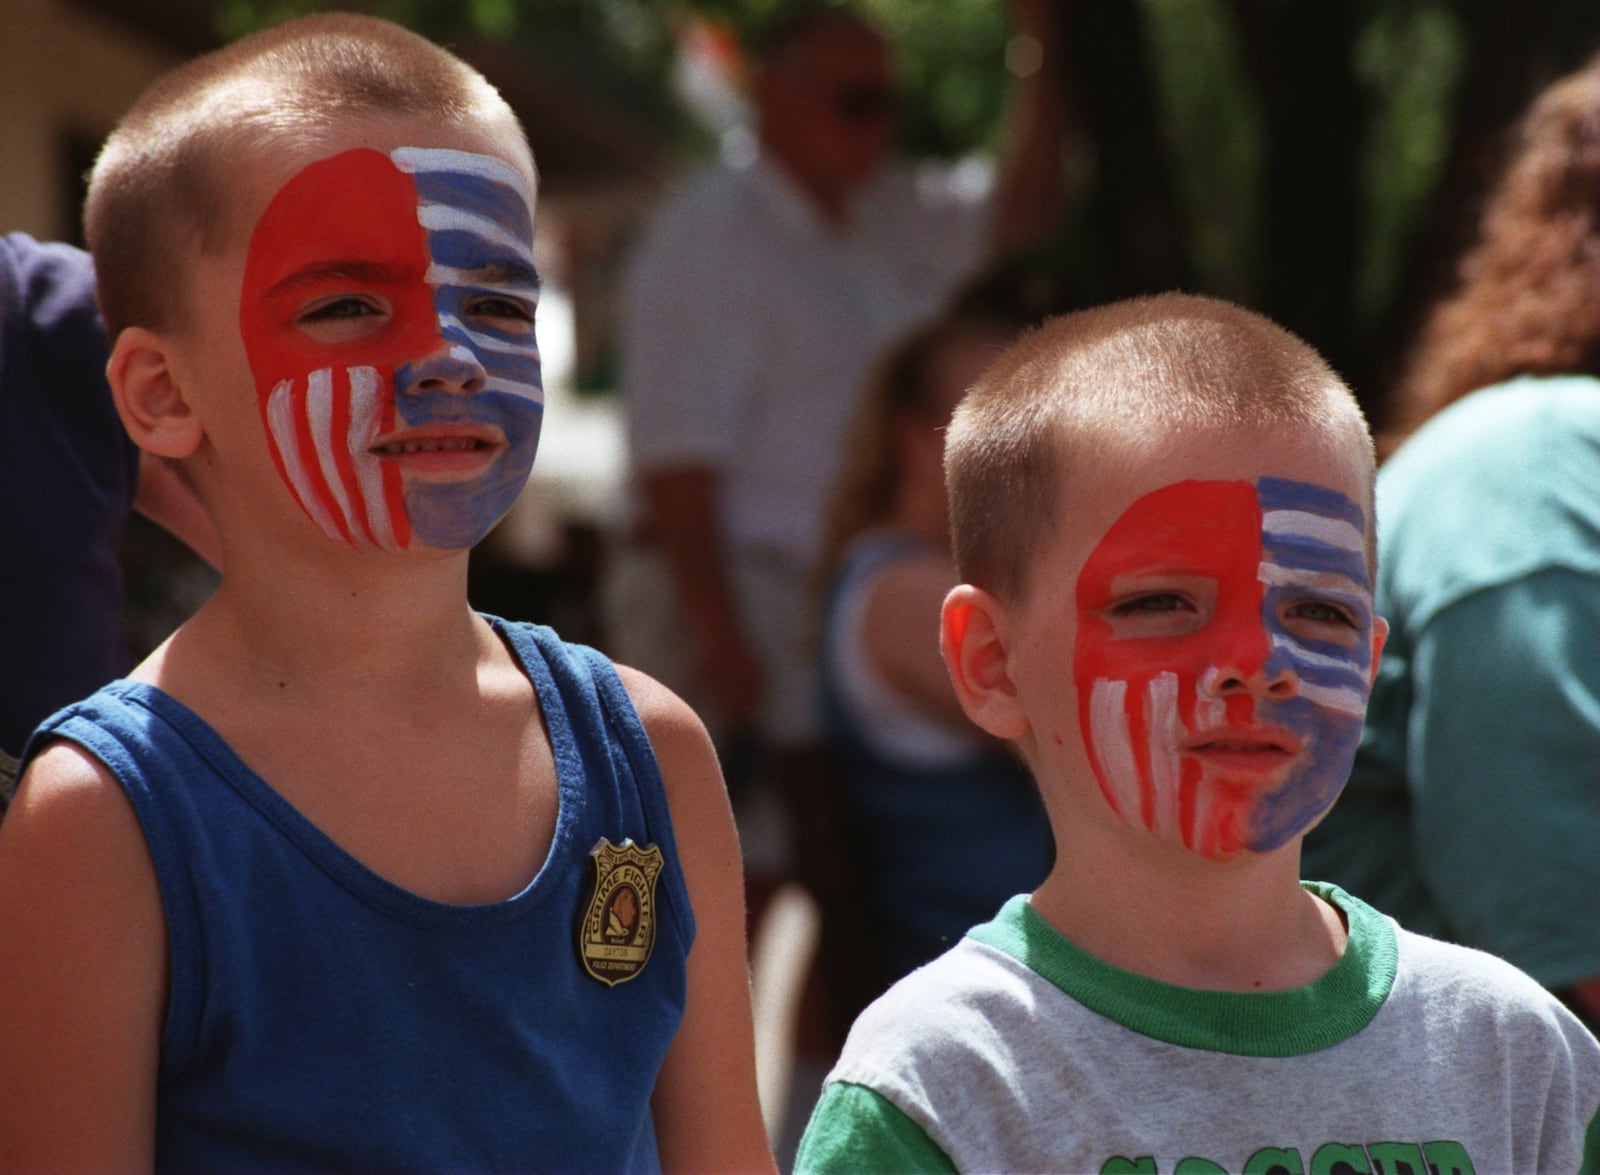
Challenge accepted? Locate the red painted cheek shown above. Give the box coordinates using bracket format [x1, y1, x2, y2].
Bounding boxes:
[1074, 479, 1264, 695]
[1072, 480, 1269, 842]
[239, 150, 441, 426]
[237, 149, 441, 548]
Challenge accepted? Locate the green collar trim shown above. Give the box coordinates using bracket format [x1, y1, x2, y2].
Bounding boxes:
[966, 883, 1397, 1056]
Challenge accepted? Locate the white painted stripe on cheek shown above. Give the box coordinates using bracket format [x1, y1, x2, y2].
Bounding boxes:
[1089, 678, 1139, 820]
[1193, 693, 1227, 730]
[1296, 680, 1369, 716]
[1146, 672, 1181, 837]
[268, 380, 340, 541]
[305, 369, 362, 545]
[1269, 633, 1367, 675]
[347, 366, 397, 552]
[435, 321, 538, 360]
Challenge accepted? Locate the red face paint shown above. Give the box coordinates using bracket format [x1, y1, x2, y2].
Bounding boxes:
[1071, 477, 1374, 858]
[239, 149, 445, 548]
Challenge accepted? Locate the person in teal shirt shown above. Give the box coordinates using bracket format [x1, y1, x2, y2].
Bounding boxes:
[1303, 53, 1600, 1034]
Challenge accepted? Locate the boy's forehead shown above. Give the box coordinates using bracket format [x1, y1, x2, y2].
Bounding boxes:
[1053, 421, 1372, 568]
[229, 117, 534, 249]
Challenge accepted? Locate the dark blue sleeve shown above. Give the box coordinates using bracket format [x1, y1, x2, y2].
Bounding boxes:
[0, 233, 138, 756]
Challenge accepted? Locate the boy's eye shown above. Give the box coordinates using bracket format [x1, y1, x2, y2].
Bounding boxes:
[300, 296, 381, 322]
[467, 295, 536, 332]
[295, 295, 389, 343]
[1284, 599, 1359, 630]
[1110, 592, 1191, 616]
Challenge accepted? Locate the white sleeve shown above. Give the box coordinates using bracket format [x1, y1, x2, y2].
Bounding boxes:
[857, 160, 994, 305]
[617, 174, 761, 472]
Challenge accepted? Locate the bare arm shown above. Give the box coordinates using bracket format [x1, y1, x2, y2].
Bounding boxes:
[0, 742, 166, 1168]
[621, 667, 774, 1173]
[638, 466, 763, 726]
[860, 552, 971, 729]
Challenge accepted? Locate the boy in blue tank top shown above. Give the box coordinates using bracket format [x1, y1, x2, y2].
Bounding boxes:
[797, 294, 1600, 1172]
[0, 14, 772, 1171]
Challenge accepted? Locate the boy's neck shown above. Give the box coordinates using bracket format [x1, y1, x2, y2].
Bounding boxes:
[149, 541, 487, 699]
[1030, 826, 1348, 994]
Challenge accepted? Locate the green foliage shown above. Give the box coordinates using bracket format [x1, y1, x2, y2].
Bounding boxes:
[1141, 0, 1263, 302]
[1354, 2, 1463, 323]
[211, 1, 1016, 157]
[1139, 0, 1462, 328]
[855, 0, 1012, 156]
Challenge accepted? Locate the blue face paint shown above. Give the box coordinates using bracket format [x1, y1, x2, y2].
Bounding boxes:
[391, 147, 543, 550]
[1076, 477, 1376, 858]
[1245, 477, 1375, 850]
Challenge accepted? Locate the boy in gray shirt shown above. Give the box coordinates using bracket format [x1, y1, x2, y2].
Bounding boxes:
[797, 293, 1600, 1173]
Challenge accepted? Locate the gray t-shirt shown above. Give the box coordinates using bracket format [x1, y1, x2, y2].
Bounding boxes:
[798, 885, 1600, 1173]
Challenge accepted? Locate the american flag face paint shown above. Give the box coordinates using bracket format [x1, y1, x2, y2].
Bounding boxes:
[1073, 477, 1375, 858]
[239, 147, 542, 550]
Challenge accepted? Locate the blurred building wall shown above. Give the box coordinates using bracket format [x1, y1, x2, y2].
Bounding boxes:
[0, 0, 182, 239]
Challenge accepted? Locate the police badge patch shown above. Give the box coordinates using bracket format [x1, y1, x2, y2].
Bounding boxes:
[577, 838, 664, 987]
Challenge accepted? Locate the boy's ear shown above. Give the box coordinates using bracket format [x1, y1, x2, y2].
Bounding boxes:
[1368, 616, 1389, 687]
[940, 584, 1029, 740]
[107, 326, 204, 460]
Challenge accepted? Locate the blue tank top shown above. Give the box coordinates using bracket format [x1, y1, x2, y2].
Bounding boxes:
[25, 618, 693, 1172]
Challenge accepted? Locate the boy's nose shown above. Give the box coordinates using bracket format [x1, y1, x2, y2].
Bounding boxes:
[1202, 613, 1296, 701]
[1207, 660, 1298, 701]
[401, 343, 487, 396]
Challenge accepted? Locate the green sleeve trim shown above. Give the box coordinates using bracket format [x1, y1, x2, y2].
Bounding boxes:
[795, 1081, 958, 1174]
[1581, 1101, 1600, 1175]
[966, 883, 1397, 1057]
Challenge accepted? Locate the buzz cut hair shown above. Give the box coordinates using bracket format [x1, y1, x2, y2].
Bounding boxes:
[944, 292, 1376, 603]
[85, 12, 533, 340]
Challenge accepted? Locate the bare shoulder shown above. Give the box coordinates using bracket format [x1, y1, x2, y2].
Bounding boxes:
[0, 740, 166, 1164]
[0, 739, 164, 953]
[610, 668, 774, 1169]
[0, 739, 152, 868]
[612, 663, 719, 789]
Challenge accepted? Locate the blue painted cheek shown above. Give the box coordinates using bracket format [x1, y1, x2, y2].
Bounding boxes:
[1247, 598, 1371, 851]
[401, 390, 544, 549]
[1246, 699, 1363, 851]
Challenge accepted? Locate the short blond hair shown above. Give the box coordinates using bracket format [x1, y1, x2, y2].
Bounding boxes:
[85, 12, 532, 339]
[944, 292, 1375, 602]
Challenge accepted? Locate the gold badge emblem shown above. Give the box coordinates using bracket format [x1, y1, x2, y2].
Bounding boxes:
[577, 837, 664, 987]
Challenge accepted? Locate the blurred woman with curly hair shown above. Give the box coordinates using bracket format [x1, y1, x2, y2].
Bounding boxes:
[1304, 53, 1600, 1032]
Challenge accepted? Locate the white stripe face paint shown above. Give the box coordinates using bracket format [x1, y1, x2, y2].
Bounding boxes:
[1074, 477, 1377, 858]
[240, 145, 542, 551]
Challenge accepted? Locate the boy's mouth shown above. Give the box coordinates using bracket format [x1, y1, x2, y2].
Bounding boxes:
[372, 436, 488, 456]
[1182, 726, 1302, 777]
[368, 426, 504, 478]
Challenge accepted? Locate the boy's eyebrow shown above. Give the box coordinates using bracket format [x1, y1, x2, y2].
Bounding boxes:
[459, 258, 542, 288]
[265, 260, 410, 297]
